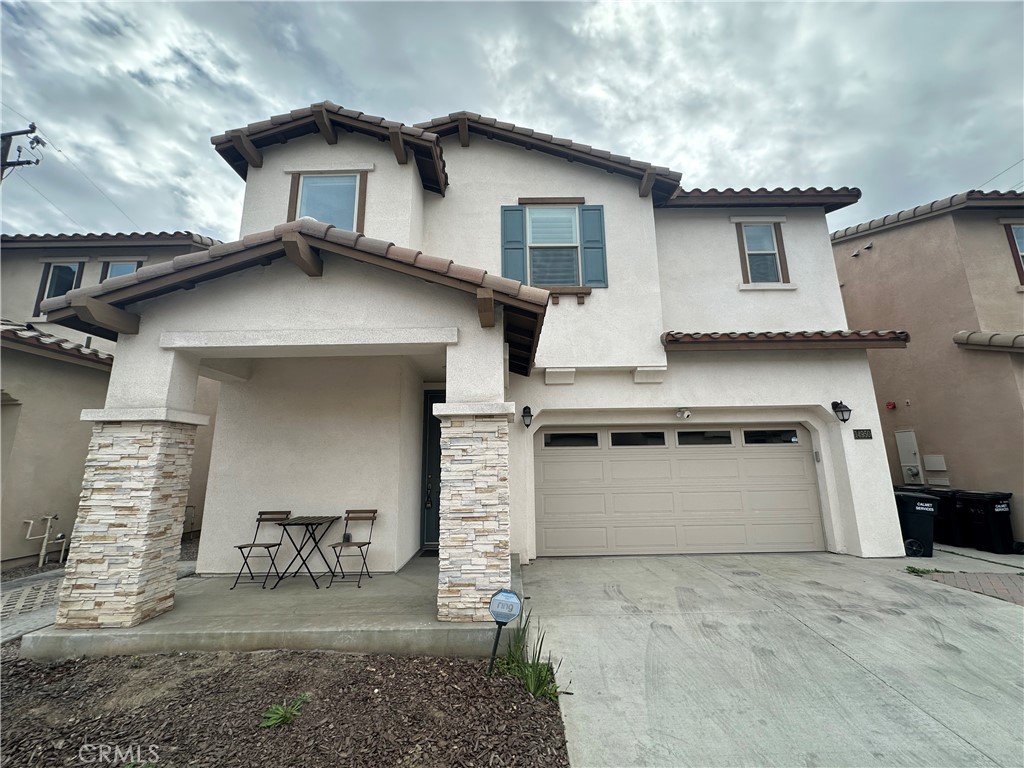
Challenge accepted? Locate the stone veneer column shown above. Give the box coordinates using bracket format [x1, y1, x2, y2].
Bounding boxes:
[56, 420, 197, 629]
[437, 413, 511, 622]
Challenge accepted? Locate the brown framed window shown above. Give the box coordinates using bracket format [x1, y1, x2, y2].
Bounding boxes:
[1005, 224, 1024, 285]
[287, 171, 367, 233]
[735, 222, 790, 284]
[34, 262, 84, 316]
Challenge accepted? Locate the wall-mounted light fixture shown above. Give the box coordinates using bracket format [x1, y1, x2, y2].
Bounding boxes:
[521, 406, 533, 428]
[831, 401, 852, 423]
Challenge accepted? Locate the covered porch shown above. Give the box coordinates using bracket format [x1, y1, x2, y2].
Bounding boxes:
[38, 219, 548, 634]
[21, 555, 525, 660]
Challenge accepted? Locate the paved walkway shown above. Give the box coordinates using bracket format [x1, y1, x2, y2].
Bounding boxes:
[927, 572, 1024, 605]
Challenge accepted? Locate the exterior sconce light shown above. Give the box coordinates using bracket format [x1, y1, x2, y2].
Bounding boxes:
[521, 406, 533, 428]
[831, 401, 852, 423]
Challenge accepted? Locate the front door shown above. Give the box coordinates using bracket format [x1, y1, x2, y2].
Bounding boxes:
[420, 390, 444, 550]
[895, 429, 925, 484]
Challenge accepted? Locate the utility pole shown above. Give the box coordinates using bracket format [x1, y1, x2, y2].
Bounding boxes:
[2, 123, 46, 182]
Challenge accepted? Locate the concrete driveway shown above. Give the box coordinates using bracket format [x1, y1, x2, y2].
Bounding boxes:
[523, 552, 1024, 768]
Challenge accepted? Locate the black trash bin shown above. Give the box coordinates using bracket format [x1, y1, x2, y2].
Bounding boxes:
[926, 488, 966, 546]
[956, 491, 1015, 554]
[894, 491, 939, 557]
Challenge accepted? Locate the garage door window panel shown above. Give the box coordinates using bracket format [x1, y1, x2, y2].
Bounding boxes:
[743, 429, 799, 445]
[677, 430, 733, 446]
[610, 431, 666, 447]
[543, 432, 599, 448]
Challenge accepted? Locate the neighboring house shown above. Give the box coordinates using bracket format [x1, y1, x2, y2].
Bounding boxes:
[39, 102, 906, 629]
[0, 232, 223, 567]
[831, 191, 1024, 538]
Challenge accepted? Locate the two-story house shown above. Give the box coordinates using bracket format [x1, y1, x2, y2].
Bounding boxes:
[831, 191, 1024, 539]
[39, 103, 906, 629]
[0, 232, 222, 567]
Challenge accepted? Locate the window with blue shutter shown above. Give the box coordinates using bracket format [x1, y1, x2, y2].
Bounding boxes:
[501, 204, 607, 288]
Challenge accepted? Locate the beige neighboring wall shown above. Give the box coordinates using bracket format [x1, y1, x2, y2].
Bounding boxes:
[1, 348, 109, 565]
[833, 210, 1024, 537]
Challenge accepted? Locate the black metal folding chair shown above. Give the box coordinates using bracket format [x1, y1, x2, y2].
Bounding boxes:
[327, 510, 377, 588]
[231, 510, 291, 589]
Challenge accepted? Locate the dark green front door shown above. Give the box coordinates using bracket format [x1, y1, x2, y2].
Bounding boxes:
[420, 391, 444, 549]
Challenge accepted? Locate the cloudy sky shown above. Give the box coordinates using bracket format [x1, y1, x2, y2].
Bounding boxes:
[1, 1, 1021, 241]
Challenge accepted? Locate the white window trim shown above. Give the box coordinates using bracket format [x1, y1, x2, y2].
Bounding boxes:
[729, 215, 787, 223]
[285, 164, 375, 175]
[526, 206, 582, 287]
[741, 223, 784, 284]
[737, 283, 797, 291]
[97, 256, 149, 263]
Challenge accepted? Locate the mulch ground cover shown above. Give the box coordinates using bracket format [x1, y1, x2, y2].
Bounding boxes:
[0, 641, 569, 767]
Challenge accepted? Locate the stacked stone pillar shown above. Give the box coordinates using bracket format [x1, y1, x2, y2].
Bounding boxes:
[436, 408, 512, 622]
[56, 420, 197, 629]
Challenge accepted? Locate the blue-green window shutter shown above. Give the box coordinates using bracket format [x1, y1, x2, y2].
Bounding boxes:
[580, 205, 608, 287]
[501, 206, 527, 282]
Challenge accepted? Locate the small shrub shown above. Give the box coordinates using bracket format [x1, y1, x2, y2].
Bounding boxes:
[260, 693, 311, 727]
[495, 611, 567, 701]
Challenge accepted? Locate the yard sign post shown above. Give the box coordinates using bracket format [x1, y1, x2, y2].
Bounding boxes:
[486, 588, 523, 676]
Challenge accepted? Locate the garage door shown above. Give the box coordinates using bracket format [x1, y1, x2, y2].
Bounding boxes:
[535, 425, 825, 556]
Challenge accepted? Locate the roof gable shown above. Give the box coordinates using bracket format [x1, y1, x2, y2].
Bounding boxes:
[40, 218, 548, 376]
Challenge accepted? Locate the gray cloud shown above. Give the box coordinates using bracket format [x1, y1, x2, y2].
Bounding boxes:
[2, 1, 1020, 240]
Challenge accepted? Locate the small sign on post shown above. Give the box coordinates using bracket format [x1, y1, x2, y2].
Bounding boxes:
[486, 588, 523, 676]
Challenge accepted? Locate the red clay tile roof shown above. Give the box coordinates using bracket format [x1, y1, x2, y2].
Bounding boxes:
[40, 219, 548, 375]
[664, 187, 862, 213]
[414, 111, 682, 203]
[830, 190, 1024, 242]
[211, 101, 448, 194]
[662, 330, 909, 350]
[1, 231, 220, 247]
[1, 318, 113, 367]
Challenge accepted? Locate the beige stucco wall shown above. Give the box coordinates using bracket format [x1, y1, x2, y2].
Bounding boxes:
[0, 348, 109, 566]
[656, 208, 849, 331]
[238, 132, 423, 247]
[183, 376, 221, 535]
[195, 356, 422, 575]
[423, 137, 666, 370]
[834, 212, 1024, 537]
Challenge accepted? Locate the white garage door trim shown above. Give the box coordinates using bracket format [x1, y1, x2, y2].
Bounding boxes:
[535, 424, 826, 556]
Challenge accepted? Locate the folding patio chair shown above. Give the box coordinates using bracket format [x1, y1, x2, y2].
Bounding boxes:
[231, 510, 291, 589]
[327, 510, 377, 588]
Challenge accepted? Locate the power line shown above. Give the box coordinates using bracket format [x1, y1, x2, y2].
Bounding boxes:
[11, 170, 83, 229]
[1, 101, 141, 230]
[977, 158, 1023, 189]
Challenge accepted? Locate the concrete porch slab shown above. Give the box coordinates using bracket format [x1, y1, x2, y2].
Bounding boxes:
[21, 556, 523, 661]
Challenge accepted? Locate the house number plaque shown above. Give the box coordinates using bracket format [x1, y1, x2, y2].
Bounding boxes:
[853, 429, 872, 440]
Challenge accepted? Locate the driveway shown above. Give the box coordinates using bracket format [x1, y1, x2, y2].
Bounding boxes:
[523, 552, 1024, 768]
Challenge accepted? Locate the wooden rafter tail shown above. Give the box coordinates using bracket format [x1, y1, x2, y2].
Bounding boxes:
[69, 296, 140, 336]
[457, 117, 470, 147]
[476, 288, 495, 328]
[282, 232, 324, 277]
[389, 127, 407, 164]
[313, 107, 338, 145]
[227, 130, 263, 168]
[639, 168, 656, 198]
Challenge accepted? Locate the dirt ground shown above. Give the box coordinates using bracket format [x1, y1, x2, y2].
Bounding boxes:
[0, 641, 569, 767]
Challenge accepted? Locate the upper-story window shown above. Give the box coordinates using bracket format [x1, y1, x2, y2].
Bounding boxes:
[100, 261, 142, 281]
[34, 262, 84, 316]
[501, 201, 607, 289]
[287, 172, 367, 233]
[1006, 223, 1024, 285]
[736, 222, 790, 284]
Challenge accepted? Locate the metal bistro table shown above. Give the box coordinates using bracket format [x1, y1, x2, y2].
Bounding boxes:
[271, 515, 341, 589]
